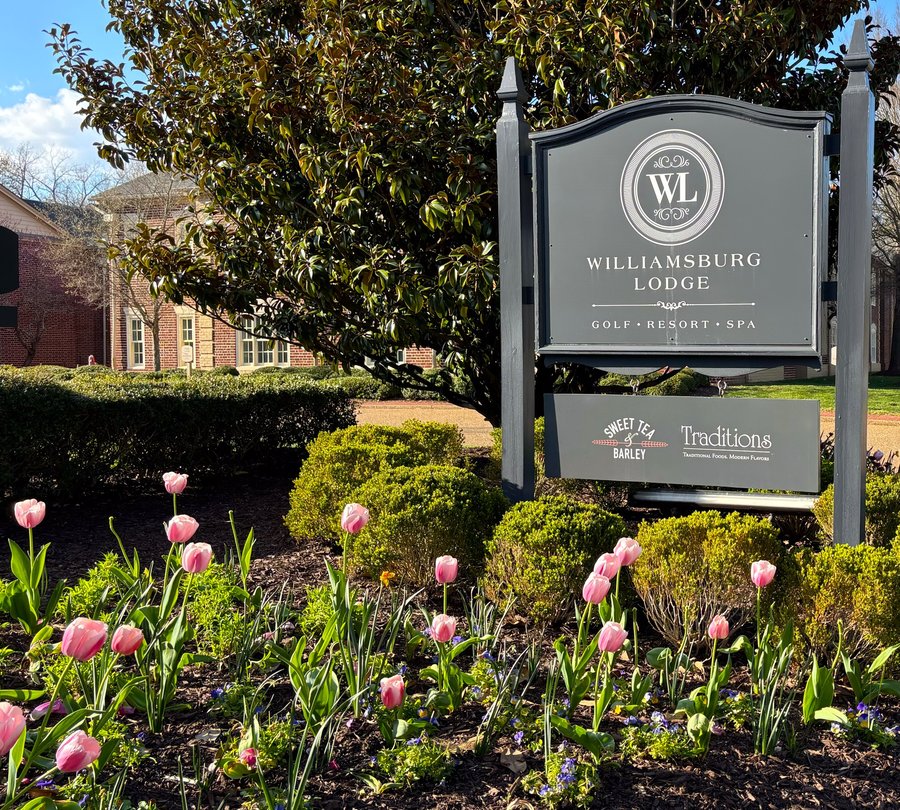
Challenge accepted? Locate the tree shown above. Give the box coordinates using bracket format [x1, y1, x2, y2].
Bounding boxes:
[51, 1, 900, 424]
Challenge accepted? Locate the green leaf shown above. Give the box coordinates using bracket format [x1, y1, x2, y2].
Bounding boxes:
[549, 715, 615, 758]
[0, 689, 46, 701]
[802, 657, 834, 725]
[8, 539, 30, 585]
[814, 707, 850, 726]
[868, 643, 900, 674]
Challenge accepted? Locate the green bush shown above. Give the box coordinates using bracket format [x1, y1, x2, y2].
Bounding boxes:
[787, 544, 900, 660]
[483, 495, 625, 625]
[285, 421, 465, 541]
[631, 511, 782, 644]
[319, 374, 401, 400]
[58, 552, 127, 621]
[813, 473, 900, 547]
[344, 464, 507, 584]
[187, 562, 245, 658]
[0, 366, 355, 497]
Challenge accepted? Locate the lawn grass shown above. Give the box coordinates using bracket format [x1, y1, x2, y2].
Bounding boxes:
[725, 374, 900, 414]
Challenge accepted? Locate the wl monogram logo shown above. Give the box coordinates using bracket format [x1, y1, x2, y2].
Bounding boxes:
[620, 130, 725, 246]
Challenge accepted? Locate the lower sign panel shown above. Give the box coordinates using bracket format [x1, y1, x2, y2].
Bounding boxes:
[544, 394, 820, 493]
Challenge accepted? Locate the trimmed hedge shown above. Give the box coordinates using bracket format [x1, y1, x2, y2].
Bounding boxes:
[813, 473, 900, 547]
[483, 495, 625, 625]
[285, 421, 466, 541]
[0, 366, 355, 497]
[787, 544, 900, 660]
[631, 511, 782, 645]
[345, 464, 507, 584]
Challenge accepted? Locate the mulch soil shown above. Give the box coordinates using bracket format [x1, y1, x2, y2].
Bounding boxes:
[2, 469, 899, 810]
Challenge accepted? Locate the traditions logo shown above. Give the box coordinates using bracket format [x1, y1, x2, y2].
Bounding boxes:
[620, 130, 725, 246]
[592, 417, 668, 461]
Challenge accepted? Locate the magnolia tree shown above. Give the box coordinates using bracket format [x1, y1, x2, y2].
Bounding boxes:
[51, 2, 900, 423]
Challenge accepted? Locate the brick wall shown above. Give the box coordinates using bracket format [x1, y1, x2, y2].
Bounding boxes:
[0, 235, 104, 367]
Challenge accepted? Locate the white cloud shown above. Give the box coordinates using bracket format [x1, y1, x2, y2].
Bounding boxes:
[0, 88, 107, 164]
[7, 84, 25, 93]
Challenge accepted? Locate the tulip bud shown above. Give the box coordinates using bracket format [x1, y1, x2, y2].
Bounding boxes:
[750, 560, 777, 589]
[340, 503, 370, 534]
[593, 552, 621, 580]
[182, 542, 213, 574]
[431, 613, 457, 644]
[166, 514, 199, 543]
[707, 614, 730, 641]
[163, 471, 189, 494]
[56, 730, 101, 773]
[61, 618, 108, 662]
[434, 555, 459, 584]
[14, 499, 45, 530]
[613, 537, 642, 567]
[239, 748, 258, 768]
[111, 625, 145, 656]
[582, 572, 611, 605]
[597, 621, 628, 653]
[380, 674, 406, 709]
[0, 702, 26, 757]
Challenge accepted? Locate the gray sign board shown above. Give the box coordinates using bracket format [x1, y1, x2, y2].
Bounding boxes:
[532, 97, 828, 366]
[544, 394, 820, 492]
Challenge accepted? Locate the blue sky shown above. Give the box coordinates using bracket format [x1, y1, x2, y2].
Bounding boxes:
[0, 1, 895, 168]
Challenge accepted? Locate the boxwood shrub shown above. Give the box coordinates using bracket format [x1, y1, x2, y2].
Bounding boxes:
[812, 473, 900, 547]
[0, 367, 354, 497]
[786, 544, 900, 660]
[483, 495, 625, 625]
[285, 421, 465, 541]
[344, 464, 507, 584]
[631, 511, 782, 645]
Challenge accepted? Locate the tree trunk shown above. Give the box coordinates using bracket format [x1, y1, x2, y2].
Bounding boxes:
[886, 285, 900, 375]
[152, 320, 162, 371]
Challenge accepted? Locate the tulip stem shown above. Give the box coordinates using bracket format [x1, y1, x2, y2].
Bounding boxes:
[22, 656, 75, 777]
[592, 653, 610, 732]
[172, 492, 178, 518]
[443, 582, 448, 615]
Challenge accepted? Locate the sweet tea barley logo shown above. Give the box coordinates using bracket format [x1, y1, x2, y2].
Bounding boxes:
[591, 417, 669, 461]
[620, 130, 725, 246]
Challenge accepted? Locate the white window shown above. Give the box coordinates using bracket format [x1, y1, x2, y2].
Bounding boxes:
[395, 349, 406, 364]
[179, 316, 195, 365]
[237, 315, 289, 368]
[126, 312, 145, 369]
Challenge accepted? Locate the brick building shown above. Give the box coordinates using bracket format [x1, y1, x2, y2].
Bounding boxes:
[0, 184, 103, 367]
[94, 172, 435, 373]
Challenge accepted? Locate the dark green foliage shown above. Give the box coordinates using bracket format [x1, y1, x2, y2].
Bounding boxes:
[813, 473, 900, 547]
[345, 464, 507, 584]
[58, 552, 126, 622]
[787, 544, 900, 660]
[0, 366, 354, 498]
[285, 421, 466, 541]
[50, 3, 900, 424]
[483, 495, 625, 624]
[631, 511, 782, 644]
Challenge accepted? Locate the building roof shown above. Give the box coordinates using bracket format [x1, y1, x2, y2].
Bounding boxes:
[0, 184, 67, 238]
[93, 171, 197, 208]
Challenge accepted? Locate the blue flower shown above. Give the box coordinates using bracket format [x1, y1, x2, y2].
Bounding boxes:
[513, 730, 524, 745]
[560, 697, 570, 708]
[34, 779, 55, 789]
[538, 785, 551, 797]
[561, 757, 576, 774]
[79, 796, 89, 808]
[211, 687, 225, 699]
[650, 711, 669, 728]
[406, 737, 422, 746]
[254, 706, 264, 715]
[470, 686, 483, 699]
[624, 715, 641, 727]
[452, 635, 464, 645]
[423, 628, 432, 638]
[399, 665, 409, 676]
[275, 805, 286, 810]
[509, 717, 519, 727]
[480, 650, 495, 662]
[720, 688, 739, 699]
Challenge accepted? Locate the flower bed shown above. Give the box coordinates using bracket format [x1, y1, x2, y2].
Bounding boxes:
[1, 471, 899, 809]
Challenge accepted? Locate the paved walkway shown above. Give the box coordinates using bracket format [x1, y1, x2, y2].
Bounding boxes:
[355, 401, 900, 456]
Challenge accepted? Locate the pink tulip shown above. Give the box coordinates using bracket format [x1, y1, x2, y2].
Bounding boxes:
[750, 560, 777, 589]
[434, 555, 459, 585]
[380, 674, 406, 709]
[30, 699, 66, 721]
[55, 730, 101, 773]
[340, 503, 370, 534]
[613, 537, 642, 567]
[593, 552, 621, 580]
[61, 618, 108, 662]
[597, 621, 628, 653]
[166, 514, 199, 543]
[239, 748, 258, 768]
[708, 614, 730, 640]
[182, 542, 213, 574]
[431, 613, 457, 644]
[163, 471, 189, 494]
[0, 702, 26, 757]
[582, 572, 611, 605]
[111, 625, 145, 656]
[14, 499, 45, 530]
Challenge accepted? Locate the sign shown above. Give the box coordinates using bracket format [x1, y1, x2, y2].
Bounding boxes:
[544, 394, 820, 493]
[532, 97, 829, 366]
[181, 344, 195, 364]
